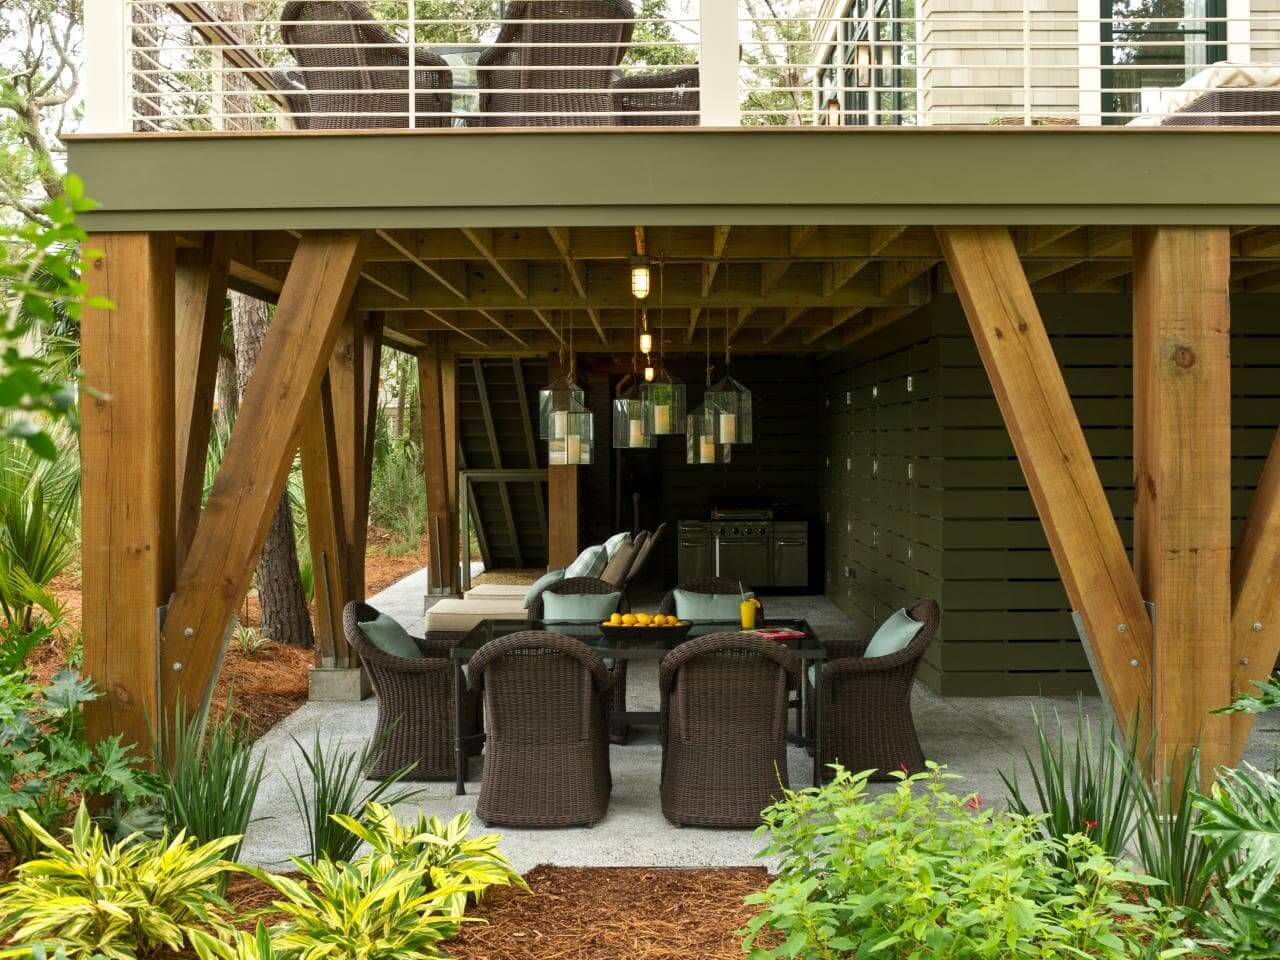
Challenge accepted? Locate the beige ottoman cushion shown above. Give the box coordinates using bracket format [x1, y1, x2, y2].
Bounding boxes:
[463, 583, 532, 600]
[424, 596, 528, 633]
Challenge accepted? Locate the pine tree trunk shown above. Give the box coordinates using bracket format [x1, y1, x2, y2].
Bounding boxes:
[231, 292, 315, 647]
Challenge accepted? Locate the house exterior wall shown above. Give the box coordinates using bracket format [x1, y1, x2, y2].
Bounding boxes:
[821, 293, 1280, 696]
[1251, 0, 1280, 62]
[918, 0, 1080, 124]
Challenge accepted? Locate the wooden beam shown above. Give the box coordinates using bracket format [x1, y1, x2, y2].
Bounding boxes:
[328, 310, 368, 600]
[547, 353, 580, 568]
[377, 228, 467, 300]
[160, 231, 367, 721]
[462, 227, 528, 299]
[869, 226, 907, 256]
[476, 308, 530, 347]
[804, 305, 868, 345]
[1133, 225, 1233, 777]
[547, 226, 587, 298]
[687, 306, 702, 343]
[760, 260, 790, 297]
[937, 226, 1152, 737]
[763, 306, 807, 344]
[789, 225, 818, 255]
[880, 259, 934, 296]
[1230, 404, 1280, 761]
[174, 233, 230, 566]
[421, 308, 484, 345]
[82, 233, 176, 750]
[359, 316, 383, 569]
[299, 376, 350, 667]
[419, 343, 460, 594]
[823, 259, 870, 297]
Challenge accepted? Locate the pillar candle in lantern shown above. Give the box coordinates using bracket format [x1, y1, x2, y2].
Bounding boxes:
[566, 434, 582, 464]
[654, 404, 671, 434]
[700, 437, 715, 464]
[629, 418, 644, 447]
[719, 412, 737, 444]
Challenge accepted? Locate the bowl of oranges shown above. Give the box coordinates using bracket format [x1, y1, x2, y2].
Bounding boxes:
[598, 611, 693, 642]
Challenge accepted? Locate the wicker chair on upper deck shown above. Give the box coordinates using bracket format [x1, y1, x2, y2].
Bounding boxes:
[468, 631, 613, 826]
[473, 0, 635, 127]
[343, 601, 481, 780]
[613, 66, 699, 125]
[659, 632, 799, 827]
[280, 1, 452, 129]
[658, 576, 765, 619]
[811, 598, 940, 782]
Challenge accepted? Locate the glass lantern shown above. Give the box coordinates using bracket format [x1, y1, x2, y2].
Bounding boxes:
[686, 405, 731, 465]
[612, 382, 654, 449]
[547, 397, 593, 465]
[641, 367, 686, 436]
[539, 375, 585, 441]
[704, 375, 753, 445]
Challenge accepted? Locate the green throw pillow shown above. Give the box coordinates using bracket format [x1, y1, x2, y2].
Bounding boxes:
[673, 589, 754, 622]
[565, 544, 609, 579]
[542, 591, 622, 622]
[864, 608, 925, 658]
[358, 613, 421, 659]
[523, 568, 567, 607]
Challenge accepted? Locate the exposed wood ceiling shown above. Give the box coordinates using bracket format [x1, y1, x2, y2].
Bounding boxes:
[205, 224, 1280, 357]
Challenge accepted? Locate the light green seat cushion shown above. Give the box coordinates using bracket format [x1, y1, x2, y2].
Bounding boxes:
[604, 531, 632, 558]
[565, 544, 609, 579]
[542, 591, 622, 622]
[864, 608, 925, 658]
[673, 589, 754, 622]
[358, 613, 421, 659]
[523, 568, 567, 607]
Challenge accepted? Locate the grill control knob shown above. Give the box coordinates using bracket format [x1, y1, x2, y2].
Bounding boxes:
[731, 526, 740, 536]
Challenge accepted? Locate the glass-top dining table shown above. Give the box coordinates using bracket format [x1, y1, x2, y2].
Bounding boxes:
[449, 618, 827, 795]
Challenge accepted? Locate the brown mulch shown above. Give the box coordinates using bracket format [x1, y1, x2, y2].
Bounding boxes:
[473, 568, 543, 586]
[222, 865, 769, 958]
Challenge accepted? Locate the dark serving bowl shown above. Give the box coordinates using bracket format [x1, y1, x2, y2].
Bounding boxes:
[598, 622, 695, 643]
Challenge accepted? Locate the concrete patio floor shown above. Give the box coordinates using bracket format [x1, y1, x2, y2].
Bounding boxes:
[239, 570, 1279, 872]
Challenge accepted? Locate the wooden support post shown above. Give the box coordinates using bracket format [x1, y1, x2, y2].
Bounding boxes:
[328, 309, 368, 601]
[1231, 427, 1280, 761]
[359, 316, 384, 564]
[160, 232, 367, 721]
[936, 226, 1153, 737]
[174, 233, 230, 566]
[1133, 226, 1233, 778]
[82, 233, 176, 749]
[300, 377, 350, 668]
[418, 340, 460, 594]
[547, 353, 580, 568]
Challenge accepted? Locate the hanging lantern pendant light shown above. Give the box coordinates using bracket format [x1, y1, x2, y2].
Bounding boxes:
[706, 262, 753, 445]
[612, 381, 653, 449]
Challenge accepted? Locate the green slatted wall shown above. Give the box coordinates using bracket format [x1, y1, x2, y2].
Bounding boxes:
[821, 293, 1280, 697]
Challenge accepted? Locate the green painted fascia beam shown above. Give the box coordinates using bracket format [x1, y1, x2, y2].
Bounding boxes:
[65, 127, 1280, 231]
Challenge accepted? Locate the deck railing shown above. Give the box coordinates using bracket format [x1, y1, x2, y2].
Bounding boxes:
[82, 0, 1280, 132]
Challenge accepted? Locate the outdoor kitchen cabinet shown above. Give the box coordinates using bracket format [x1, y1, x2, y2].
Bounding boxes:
[772, 522, 810, 588]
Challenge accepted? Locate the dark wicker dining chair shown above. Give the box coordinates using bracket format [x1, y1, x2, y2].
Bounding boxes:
[614, 66, 699, 125]
[281, 0, 452, 129]
[813, 598, 939, 781]
[659, 633, 799, 827]
[343, 601, 480, 780]
[468, 631, 613, 826]
[474, 0, 635, 127]
[658, 576, 765, 619]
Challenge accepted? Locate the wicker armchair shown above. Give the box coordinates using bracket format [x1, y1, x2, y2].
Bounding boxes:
[659, 633, 799, 827]
[658, 576, 765, 619]
[281, 1, 452, 129]
[468, 631, 613, 826]
[813, 598, 939, 781]
[272, 69, 311, 129]
[614, 66, 699, 125]
[527, 575, 622, 620]
[343, 601, 480, 780]
[474, 0, 635, 127]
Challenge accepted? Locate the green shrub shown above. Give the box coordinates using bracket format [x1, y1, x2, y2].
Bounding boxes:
[1190, 764, 1280, 955]
[239, 853, 475, 960]
[368, 438, 427, 550]
[0, 805, 235, 960]
[1002, 705, 1142, 864]
[741, 764, 1189, 960]
[0, 669, 155, 861]
[285, 730, 420, 862]
[153, 698, 266, 865]
[1133, 748, 1217, 912]
[332, 802, 525, 913]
